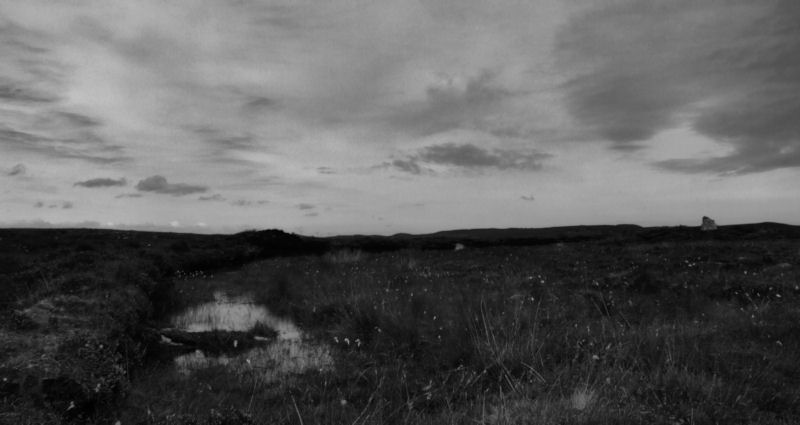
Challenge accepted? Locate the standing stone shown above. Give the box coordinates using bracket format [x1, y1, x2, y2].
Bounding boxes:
[701, 216, 717, 231]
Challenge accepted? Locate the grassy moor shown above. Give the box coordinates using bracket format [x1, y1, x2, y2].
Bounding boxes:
[1, 224, 799, 424]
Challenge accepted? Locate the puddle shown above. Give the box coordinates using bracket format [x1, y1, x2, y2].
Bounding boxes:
[171, 291, 300, 339]
[168, 291, 331, 380]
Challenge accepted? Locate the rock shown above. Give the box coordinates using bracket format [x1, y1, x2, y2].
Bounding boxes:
[701, 216, 717, 231]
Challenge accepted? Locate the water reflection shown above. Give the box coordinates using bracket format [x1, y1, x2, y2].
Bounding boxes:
[171, 291, 300, 339]
[169, 291, 331, 380]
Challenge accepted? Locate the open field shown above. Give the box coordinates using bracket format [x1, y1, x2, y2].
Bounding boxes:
[1, 224, 799, 424]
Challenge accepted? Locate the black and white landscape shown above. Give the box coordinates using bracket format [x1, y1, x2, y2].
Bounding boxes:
[1, 1, 799, 424]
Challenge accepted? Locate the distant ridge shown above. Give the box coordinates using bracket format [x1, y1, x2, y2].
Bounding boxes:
[327, 222, 800, 251]
[2, 222, 798, 254]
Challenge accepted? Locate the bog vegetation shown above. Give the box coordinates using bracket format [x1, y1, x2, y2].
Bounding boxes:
[1, 225, 799, 424]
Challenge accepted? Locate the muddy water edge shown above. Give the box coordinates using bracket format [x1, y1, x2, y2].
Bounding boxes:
[119, 268, 332, 422]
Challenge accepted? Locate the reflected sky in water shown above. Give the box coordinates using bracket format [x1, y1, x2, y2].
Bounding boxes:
[170, 291, 300, 339]
[169, 291, 330, 380]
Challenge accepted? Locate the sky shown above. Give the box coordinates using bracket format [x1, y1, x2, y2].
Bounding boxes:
[1, 0, 798, 235]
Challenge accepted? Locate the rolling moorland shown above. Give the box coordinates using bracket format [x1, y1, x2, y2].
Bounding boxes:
[1, 223, 799, 424]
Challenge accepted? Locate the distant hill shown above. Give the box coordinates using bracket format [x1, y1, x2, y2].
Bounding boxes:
[2, 222, 798, 258]
[326, 222, 800, 251]
[635, 222, 800, 242]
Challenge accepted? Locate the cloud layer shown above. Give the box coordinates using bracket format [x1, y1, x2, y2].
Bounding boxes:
[387, 72, 516, 137]
[75, 177, 127, 188]
[135, 175, 208, 196]
[389, 143, 550, 174]
[557, 0, 800, 174]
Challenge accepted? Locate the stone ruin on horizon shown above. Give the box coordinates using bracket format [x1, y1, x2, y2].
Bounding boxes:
[701, 216, 718, 231]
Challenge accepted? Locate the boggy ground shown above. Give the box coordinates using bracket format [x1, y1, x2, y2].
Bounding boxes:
[131, 239, 800, 424]
[0, 228, 316, 424]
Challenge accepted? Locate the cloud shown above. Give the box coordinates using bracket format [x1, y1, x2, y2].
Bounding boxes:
[207, 133, 256, 151]
[520, 195, 535, 202]
[74, 177, 127, 188]
[389, 143, 550, 174]
[61, 112, 100, 127]
[0, 19, 61, 101]
[33, 200, 73, 208]
[0, 19, 128, 163]
[655, 148, 800, 175]
[6, 163, 26, 176]
[557, 0, 800, 174]
[29, 110, 102, 130]
[243, 96, 277, 112]
[135, 175, 208, 196]
[0, 125, 128, 163]
[388, 71, 515, 137]
[0, 17, 128, 164]
[0, 83, 58, 103]
[188, 127, 268, 166]
[609, 143, 647, 153]
[390, 159, 424, 175]
[420, 143, 548, 169]
[198, 194, 225, 202]
[231, 199, 269, 207]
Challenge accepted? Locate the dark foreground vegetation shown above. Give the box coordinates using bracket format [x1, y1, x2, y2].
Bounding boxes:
[1, 223, 799, 424]
[0, 228, 322, 424]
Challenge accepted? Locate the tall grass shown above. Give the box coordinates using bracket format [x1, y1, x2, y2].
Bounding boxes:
[239, 242, 800, 424]
[124, 241, 800, 424]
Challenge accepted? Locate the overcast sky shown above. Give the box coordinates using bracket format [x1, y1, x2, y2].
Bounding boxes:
[2, 0, 798, 235]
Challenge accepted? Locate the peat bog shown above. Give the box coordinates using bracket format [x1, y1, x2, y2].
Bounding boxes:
[1, 224, 799, 424]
